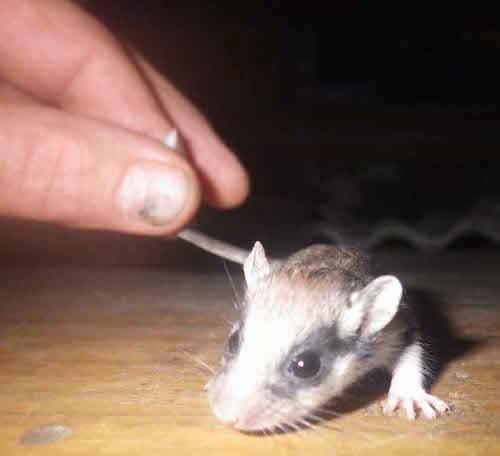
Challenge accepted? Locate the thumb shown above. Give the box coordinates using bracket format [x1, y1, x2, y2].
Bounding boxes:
[0, 104, 201, 235]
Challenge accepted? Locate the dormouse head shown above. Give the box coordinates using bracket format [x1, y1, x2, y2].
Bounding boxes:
[207, 242, 403, 433]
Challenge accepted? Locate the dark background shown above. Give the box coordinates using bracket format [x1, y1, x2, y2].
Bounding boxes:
[1, 1, 499, 265]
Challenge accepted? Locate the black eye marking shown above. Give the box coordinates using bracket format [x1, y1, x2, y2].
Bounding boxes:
[275, 324, 365, 393]
[288, 350, 322, 379]
[268, 324, 374, 399]
[225, 327, 241, 356]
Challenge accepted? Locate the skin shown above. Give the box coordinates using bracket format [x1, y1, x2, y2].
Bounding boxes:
[0, 0, 250, 236]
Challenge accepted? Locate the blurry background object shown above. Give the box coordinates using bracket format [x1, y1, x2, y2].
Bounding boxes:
[1, 1, 498, 265]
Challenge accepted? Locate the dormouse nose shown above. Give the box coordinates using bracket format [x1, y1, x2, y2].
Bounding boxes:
[212, 403, 241, 428]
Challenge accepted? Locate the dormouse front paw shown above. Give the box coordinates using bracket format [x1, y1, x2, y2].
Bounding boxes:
[383, 386, 450, 420]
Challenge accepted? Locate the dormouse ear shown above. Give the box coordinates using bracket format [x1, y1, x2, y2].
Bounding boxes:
[243, 241, 270, 291]
[346, 275, 403, 337]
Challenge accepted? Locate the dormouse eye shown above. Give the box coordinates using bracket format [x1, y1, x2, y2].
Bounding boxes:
[225, 328, 240, 355]
[288, 351, 321, 379]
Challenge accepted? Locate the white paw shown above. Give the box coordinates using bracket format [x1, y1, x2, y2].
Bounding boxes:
[383, 387, 450, 420]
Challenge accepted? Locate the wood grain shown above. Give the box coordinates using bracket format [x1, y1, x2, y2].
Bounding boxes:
[0, 252, 499, 455]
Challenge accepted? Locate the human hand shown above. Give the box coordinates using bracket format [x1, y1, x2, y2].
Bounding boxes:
[0, 0, 249, 236]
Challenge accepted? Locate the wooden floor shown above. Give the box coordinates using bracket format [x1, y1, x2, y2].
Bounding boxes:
[0, 250, 499, 455]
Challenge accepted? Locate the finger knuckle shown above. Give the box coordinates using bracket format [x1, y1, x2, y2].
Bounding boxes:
[1, 124, 96, 222]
